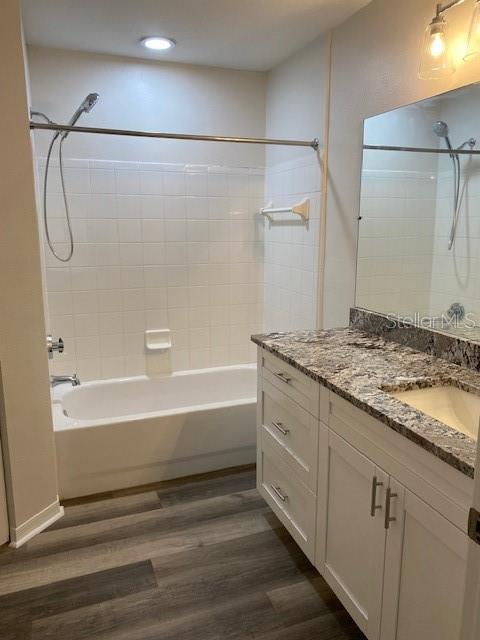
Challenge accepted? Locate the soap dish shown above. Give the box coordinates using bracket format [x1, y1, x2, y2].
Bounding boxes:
[145, 329, 172, 352]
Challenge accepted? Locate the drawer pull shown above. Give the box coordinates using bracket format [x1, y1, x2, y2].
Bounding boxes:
[385, 487, 398, 530]
[273, 372, 292, 385]
[370, 476, 383, 517]
[272, 421, 290, 436]
[271, 484, 288, 502]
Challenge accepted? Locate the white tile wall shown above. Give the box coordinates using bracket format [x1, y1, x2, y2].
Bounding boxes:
[356, 169, 437, 317]
[263, 153, 322, 331]
[39, 158, 264, 380]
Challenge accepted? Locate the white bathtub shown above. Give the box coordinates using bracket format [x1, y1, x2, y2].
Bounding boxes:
[52, 364, 257, 499]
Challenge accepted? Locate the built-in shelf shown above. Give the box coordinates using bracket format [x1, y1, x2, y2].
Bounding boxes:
[145, 329, 171, 352]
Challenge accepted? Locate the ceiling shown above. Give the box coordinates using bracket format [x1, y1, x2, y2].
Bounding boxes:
[22, 0, 371, 71]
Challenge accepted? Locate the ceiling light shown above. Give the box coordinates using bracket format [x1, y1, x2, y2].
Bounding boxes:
[141, 36, 176, 52]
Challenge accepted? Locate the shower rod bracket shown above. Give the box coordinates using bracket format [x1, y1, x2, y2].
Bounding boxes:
[29, 121, 320, 150]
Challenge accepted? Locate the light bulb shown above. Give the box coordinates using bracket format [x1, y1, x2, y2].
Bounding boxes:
[419, 15, 454, 79]
[430, 32, 446, 58]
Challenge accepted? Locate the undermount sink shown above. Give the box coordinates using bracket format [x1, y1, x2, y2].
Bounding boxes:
[387, 385, 480, 440]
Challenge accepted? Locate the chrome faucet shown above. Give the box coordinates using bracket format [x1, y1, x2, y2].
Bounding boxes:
[50, 374, 81, 388]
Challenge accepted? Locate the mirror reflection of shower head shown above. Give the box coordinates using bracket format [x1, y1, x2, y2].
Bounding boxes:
[433, 120, 454, 151]
[433, 120, 449, 138]
[432, 120, 477, 251]
[61, 92, 99, 139]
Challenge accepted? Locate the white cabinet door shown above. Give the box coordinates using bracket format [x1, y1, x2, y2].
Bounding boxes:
[322, 431, 387, 639]
[0, 439, 9, 545]
[382, 485, 468, 640]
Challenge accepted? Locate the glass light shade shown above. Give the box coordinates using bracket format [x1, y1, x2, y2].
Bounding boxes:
[464, 0, 480, 60]
[419, 16, 455, 80]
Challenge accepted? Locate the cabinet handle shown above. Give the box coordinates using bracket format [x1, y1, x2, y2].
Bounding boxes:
[384, 487, 398, 529]
[272, 421, 290, 436]
[273, 372, 292, 385]
[271, 484, 288, 502]
[370, 476, 384, 517]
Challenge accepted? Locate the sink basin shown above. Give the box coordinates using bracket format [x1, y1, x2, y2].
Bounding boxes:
[388, 385, 479, 440]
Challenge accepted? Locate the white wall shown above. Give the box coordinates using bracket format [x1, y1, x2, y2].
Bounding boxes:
[28, 47, 266, 166]
[28, 47, 266, 378]
[324, 0, 480, 328]
[0, 0, 61, 544]
[264, 36, 327, 331]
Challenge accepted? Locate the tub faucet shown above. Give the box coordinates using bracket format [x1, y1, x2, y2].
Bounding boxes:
[50, 374, 81, 388]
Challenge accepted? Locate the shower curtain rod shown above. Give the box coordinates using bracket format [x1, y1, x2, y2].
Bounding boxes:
[364, 144, 480, 155]
[29, 121, 320, 150]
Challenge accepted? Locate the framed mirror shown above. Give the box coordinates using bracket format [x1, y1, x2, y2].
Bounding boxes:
[356, 83, 480, 340]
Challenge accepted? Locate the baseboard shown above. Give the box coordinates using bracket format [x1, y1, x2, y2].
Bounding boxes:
[9, 500, 64, 548]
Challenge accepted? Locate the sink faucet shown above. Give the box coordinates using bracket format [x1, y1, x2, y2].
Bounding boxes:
[50, 374, 81, 388]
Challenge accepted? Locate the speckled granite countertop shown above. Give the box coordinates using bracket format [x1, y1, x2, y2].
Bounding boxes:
[252, 328, 479, 478]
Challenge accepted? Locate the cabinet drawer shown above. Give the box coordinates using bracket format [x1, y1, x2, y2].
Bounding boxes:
[258, 447, 316, 561]
[261, 379, 318, 491]
[261, 349, 319, 417]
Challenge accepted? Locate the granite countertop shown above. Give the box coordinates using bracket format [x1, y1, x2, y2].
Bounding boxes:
[252, 328, 479, 478]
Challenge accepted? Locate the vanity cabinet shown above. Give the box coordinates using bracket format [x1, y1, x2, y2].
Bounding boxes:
[256, 347, 472, 640]
[321, 432, 387, 638]
[256, 350, 322, 561]
[381, 484, 468, 640]
[319, 429, 468, 640]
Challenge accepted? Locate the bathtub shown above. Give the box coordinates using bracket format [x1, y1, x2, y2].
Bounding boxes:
[52, 364, 257, 499]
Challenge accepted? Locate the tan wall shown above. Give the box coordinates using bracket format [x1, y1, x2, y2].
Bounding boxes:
[0, 0, 59, 530]
[324, 0, 480, 327]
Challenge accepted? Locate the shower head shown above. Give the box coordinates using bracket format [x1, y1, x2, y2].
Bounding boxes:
[433, 120, 450, 139]
[433, 120, 454, 154]
[61, 93, 99, 139]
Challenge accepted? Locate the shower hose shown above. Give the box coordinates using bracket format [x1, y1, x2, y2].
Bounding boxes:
[43, 133, 74, 262]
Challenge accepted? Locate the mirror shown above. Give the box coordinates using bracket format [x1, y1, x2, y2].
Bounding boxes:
[356, 83, 480, 340]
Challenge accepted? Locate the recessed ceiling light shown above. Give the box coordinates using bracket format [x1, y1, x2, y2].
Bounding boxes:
[141, 36, 176, 52]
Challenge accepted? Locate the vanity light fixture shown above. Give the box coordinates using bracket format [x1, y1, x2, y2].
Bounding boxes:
[420, 0, 480, 78]
[419, 1, 464, 79]
[141, 36, 176, 51]
[464, 0, 480, 59]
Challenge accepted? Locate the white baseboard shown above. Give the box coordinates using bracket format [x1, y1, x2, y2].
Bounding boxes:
[9, 500, 64, 548]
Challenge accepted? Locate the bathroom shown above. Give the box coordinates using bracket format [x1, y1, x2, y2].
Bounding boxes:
[1, 0, 480, 637]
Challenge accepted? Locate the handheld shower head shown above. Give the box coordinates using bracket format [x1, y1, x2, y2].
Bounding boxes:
[433, 120, 450, 139]
[433, 120, 454, 155]
[41, 92, 100, 262]
[61, 92, 99, 139]
[82, 92, 100, 113]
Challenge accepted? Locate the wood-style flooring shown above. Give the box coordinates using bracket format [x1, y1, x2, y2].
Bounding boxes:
[0, 465, 365, 640]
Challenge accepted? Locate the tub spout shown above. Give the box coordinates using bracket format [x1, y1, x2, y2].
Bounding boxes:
[50, 374, 81, 388]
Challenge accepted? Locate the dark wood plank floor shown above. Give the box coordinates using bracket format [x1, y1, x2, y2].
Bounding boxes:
[0, 465, 365, 640]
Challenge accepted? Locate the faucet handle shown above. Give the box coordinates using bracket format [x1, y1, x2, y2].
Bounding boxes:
[47, 335, 64, 359]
